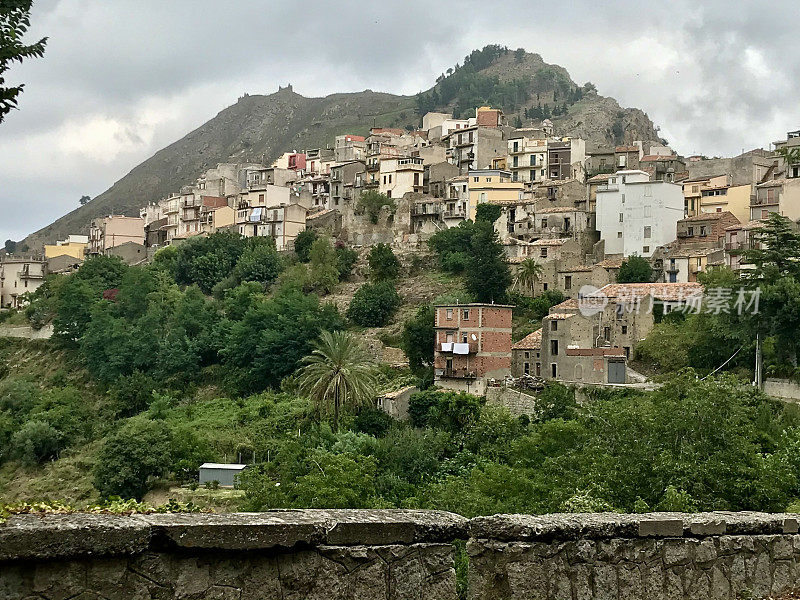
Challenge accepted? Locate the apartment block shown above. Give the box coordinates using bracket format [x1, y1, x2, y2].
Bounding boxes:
[433, 304, 513, 395]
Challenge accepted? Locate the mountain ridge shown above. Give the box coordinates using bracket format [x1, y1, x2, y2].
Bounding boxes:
[21, 47, 662, 249]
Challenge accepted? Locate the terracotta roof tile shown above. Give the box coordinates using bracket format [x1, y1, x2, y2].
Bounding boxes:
[590, 282, 702, 301]
[512, 329, 542, 350]
[530, 238, 569, 246]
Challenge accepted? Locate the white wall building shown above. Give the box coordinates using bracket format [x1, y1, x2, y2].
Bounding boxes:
[596, 170, 684, 258]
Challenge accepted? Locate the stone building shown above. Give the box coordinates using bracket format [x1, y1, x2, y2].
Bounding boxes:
[443, 126, 508, 174]
[88, 216, 145, 255]
[330, 160, 366, 208]
[511, 329, 542, 378]
[433, 303, 513, 395]
[595, 170, 684, 258]
[0, 257, 47, 308]
[539, 283, 702, 383]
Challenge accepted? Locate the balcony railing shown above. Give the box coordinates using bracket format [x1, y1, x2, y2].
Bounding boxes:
[597, 185, 619, 192]
[411, 205, 442, 216]
[442, 210, 466, 219]
[440, 369, 477, 379]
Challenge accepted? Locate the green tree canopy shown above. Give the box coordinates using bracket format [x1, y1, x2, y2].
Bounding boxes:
[0, 0, 47, 123]
[368, 243, 400, 281]
[616, 255, 652, 283]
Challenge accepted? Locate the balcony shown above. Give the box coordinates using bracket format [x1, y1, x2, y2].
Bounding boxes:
[725, 242, 740, 251]
[442, 209, 467, 219]
[366, 163, 380, 172]
[363, 180, 379, 189]
[440, 368, 477, 380]
[439, 341, 478, 354]
[597, 185, 619, 192]
[411, 205, 442, 217]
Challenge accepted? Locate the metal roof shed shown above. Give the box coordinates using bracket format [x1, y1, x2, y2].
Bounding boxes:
[198, 463, 248, 488]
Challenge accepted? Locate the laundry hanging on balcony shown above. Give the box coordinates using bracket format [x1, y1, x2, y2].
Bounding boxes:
[452, 343, 470, 355]
[440, 342, 453, 352]
[249, 208, 263, 222]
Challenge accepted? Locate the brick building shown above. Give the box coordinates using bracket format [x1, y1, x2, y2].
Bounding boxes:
[433, 303, 513, 395]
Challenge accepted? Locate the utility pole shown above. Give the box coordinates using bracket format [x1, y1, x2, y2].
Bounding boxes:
[755, 331, 763, 388]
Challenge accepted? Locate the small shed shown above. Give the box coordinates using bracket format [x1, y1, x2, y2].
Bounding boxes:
[198, 463, 248, 488]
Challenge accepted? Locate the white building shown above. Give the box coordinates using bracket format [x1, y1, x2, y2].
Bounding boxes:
[595, 170, 684, 258]
[379, 157, 424, 199]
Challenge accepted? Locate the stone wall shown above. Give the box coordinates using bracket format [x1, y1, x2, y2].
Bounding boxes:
[468, 512, 800, 600]
[3, 510, 800, 599]
[765, 378, 800, 402]
[0, 323, 53, 340]
[0, 510, 466, 600]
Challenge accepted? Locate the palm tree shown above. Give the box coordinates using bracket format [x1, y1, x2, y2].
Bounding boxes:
[513, 258, 543, 296]
[296, 330, 379, 432]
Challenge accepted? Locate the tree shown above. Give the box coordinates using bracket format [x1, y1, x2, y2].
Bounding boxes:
[357, 190, 395, 224]
[514, 115, 523, 128]
[513, 258, 543, 295]
[293, 229, 317, 263]
[78, 195, 91, 206]
[514, 48, 526, 62]
[347, 281, 402, 327]
[4, 239, 16, 254]
[617, 255, 652, 283]
[0, 0, 47, 124]
[368, 243, 400, 281]
[222, 285, 344, 392]
[466, 221, 511, 303]
[174, 231, 245, 294]
[11, 420, 61, 465]
[93, 419, 173, 500]
[401, 305, 435, 373]
[475, 203, 501, 224]
[234, 242, 283, 287]
[296, 330, 378, 432]
[308, 236, 339, 294]
[335, 245, 358, 281]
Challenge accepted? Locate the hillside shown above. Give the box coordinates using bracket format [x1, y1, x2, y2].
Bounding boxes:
[21, 46, 662, 249]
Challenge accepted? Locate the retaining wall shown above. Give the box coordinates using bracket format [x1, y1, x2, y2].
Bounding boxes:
[2, 510, 800, 599]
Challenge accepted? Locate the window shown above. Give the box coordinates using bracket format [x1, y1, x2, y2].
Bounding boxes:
[513, 156, 519, 167]
[486, 177, 492, 182]
[543, 283, 548, 290]
[617, 231, 623, 238]
[480, 192, 487, 203]
[541, 218, 548, 228]
[388, 175, 392, 184]
[446, 331, 454, 343]
[462, 334, 468, 343]
[530, 155, 536, 166]
[688, 227, 694, 236]
[530, 170, 536, 180]
[383, 175, 387, 184]
[604, 326, 611, 342]
[473, 177, 479, 183]
[621, 325, 628, 334]
[619, 213, 624, 222]
[462, 309, 470, 320]
[541, 247, 548, 258]
[524, 351, 530, 359]
[414, 173, 419, 185]
[550, 340, 559, 355]
[446, 308, 453, 320]
[700, 226, 707, 236]
[644, 206, 651, 218]
[259, 194, 265, 201]
[551, 320, 558, 331]
[564, 275, 572, 290]
[524, 362, 530, 375]
[642, 246, 650, 253]
[551, 363, 557, 378]
[644, 226, 651, 238]
[692, 185, 699, 193]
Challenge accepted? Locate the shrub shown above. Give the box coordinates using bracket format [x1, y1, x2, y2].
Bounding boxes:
[346, 282, 402, 327]
[234, 242, 283, 286]
[308, 237, 339, 294]
[357, 190, 395, 224]
[294, 229, 317, 263]
[336, 246, 358, 281]
[617, 254, 652, 283]
[93, 419, 173, 500]
[109, 372, 157, 417]
[354, 406, 395, 437]
[11, 420, 62, 465]
[368, 243, 400, 281]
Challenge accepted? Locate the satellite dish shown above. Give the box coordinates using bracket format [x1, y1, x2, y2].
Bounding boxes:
[471, 334, 477, 341]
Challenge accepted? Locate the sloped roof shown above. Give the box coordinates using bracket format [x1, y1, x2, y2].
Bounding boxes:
[530, 238, 569, 246]
[591, 282, 703, 301]
[512, 329, 542, 351]
[680, 211, 738, 223]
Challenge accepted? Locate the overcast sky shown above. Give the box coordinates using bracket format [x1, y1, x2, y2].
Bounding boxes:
[1, 0, 797, 243]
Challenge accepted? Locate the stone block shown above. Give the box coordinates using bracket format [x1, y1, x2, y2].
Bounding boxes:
[638, 517, 684, 538]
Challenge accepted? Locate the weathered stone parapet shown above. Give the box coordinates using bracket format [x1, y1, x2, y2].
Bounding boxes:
[468, 512, 800, 600]
[0, 510, 465, 600]
[4, 510, 800, 599]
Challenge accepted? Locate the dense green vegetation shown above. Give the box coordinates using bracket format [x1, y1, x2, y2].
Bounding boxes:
[414, 44, 591, 119]
[4, 216, 800, 519]
[616, 254, 653, 283]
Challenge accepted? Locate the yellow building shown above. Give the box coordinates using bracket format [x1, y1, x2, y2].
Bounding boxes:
[681, 174, 728, 217]
[467, 169, 524, 220]
[700, 183, 751, 224]
[44, 241, 86, 260]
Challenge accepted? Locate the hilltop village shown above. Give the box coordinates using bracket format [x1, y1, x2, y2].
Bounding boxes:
[3, 106, 797, 395]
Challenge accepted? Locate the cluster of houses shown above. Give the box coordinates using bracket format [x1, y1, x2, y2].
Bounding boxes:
[3, 107, 799, 387]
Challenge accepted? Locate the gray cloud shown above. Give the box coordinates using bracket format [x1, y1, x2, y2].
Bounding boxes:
[1, 0, 798, 242]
